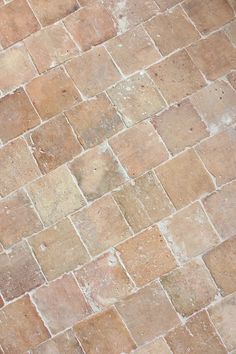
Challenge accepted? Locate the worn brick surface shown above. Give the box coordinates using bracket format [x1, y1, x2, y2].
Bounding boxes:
[226, 20, 236, 46]
[154, 0, 182, 10]
[133, 338, 172, 354]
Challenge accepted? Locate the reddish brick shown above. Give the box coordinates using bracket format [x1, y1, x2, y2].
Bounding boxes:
[152, 99, 208, 155]
[0, 44, 36, 93]
[66, 46, 121, 97]
[0, 296, 50, 354]
[65, 93, 124, 148]
[27, 115, 82, 173]
[148, 50, 205, 104]
[203, 237, 236, 296]
[110, 121, 168, 177]
[154, 0, 182, 10]
[166, 311, 227, 354]
[29, 219, 90, 281]
[74, 307, 136, 354]
[161, 260, 218, 316]
[203, 181, 236, 239]
[107, 72, 166, 126]
[133, 338, 172, 354]
[145, 7, 199, 55]
[0, 295, 4, 308]
[113, 171, 174, 232]
[0, 241, 44, 301]
[116, 282, 180, 345]
[0, 88, 40, 143]
[71, 195, 131, 256]
[188, 32, 236, 81]
[32, 274, 91, 334]
[106, 25, 160, 75]
[29, 0, 79, 26]
[183, 0, 234, 35]
[0, 0, 39, 48]
[25, 23, 78, 73]
[27, 166, 85, 226]
[196, 128, 236, 186]
[64, 4, 116, 51]
[209, 293, 236, 351]
[0, 190, 42, 248]
[117, 226, 176, 286]
[0, 139, 40, 197]
[159, 202, 219, 263]
[70, 145, 127, 201]
[26, 67, 81, 120]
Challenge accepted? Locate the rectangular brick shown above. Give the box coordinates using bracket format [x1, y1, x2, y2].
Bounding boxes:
[156, 149, 215, 209]
[113, 171, 174, 233]
[71, 195, 131, 256]
[133, 338, 172, 354]
[27, 166, 85, 226]
[0, 138, 40, 197]
[29, 219, 90, 281]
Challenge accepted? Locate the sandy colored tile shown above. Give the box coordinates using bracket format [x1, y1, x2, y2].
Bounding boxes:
[148, 50, 205, 104]
[107, 72, 166, 127]
[113, 171, 174, 233]
[71, 195, 131, 256]
[228, 70, 236, 89]
[161, 259, 218, 316]
[159, 202, 219, 263]
[133, 338, 172, 354]
[154, 0, 182, 10]
[152, 99, 208, 155]
[32, 274, 91, 334]
[27, 166, 85, 226]
[65, 93, 124, 149]
[29, 219, 89, 281]
[226, 20, 236, 46]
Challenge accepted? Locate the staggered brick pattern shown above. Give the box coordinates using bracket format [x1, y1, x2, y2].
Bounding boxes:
[0, 0, 236, 353]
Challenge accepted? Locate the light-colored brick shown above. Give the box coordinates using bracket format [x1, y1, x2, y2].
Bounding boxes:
[133, 338, 172, 354]
[228, 70, 236, 89]
[226, 20, 236, 46]
[154, 0, 182, 10]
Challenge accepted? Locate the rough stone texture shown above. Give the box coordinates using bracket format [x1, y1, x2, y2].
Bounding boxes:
[133, 338, 172, 354]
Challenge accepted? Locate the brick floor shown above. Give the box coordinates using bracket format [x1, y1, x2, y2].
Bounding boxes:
[0, 0, 235, 353]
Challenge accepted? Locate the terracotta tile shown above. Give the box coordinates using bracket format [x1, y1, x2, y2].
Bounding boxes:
[117, 225, 176, 286]
[65, 93, 124, 149]
[70, 144, 127, 201]
[145, 7, 199, 55]
[0, 241, 44, 301]
[29, 0, 79, 26]
[107, 72, 166, 127]
[203, 181, 236, 239]
[32, 274, 91, 334]
[65, 46, 121, 97]
[71, 195, 131, 256]
[183, 0, 234, 35]
[110, 121, 168, 178]
[29, 219, 90, 281]
[196, 128, 236, 186]
[227, 71, 236, 90]
[156, 149, 214, 209]
[116, 282, 180, 345]
[161, 259, 218, 316]
[188, 32, 236, 81]
[27, 115, 82, 174]
[0, 88, 40, 143]
[27, 166, 85, 226]
[226, 20, 236, 46]
[26, 67, 81, 120]
[154, 0, 182, 10]
[74, 307, 136, 354]
[64, 4, 116, 51]
[32, 329, 84, 354]
[203, 237, 236, 296]
[148, 50, 205, 104]
[166, 311, 227, 354]
[101, 0, 158, 34]
[0, 139, 40, 197]
[159, 202, 219, 263]
[75, 251, 134, 310]
[113, 171, 174, 233]
[152, 99, 208, 155]
[0, 0, 39, 48]
[209, 293, 236, 351]
[25, 23, 79, 73]
[106, 25, 160, 75]
[0, 296, 50, 354]
[0, 190, 42, 248]
[190, 80, 236, 135]
[0, 44, 36, 93]
[133, 338, 172, 354]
